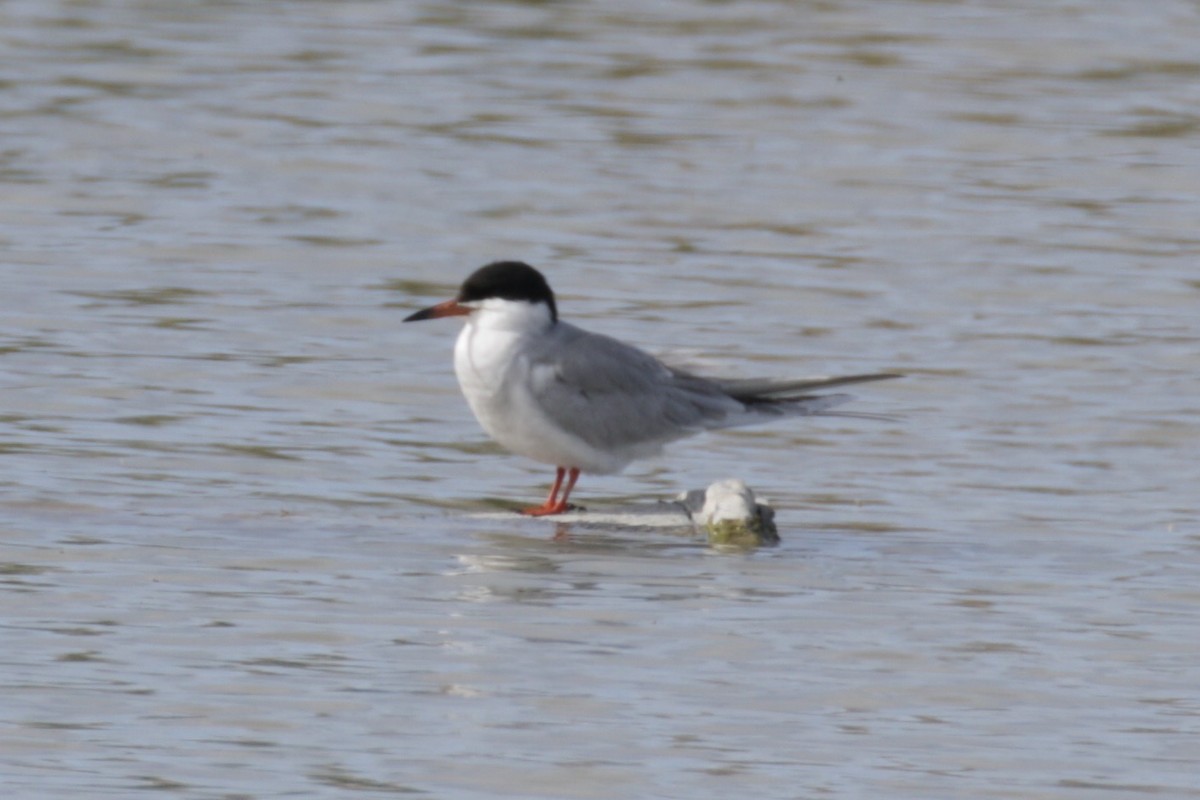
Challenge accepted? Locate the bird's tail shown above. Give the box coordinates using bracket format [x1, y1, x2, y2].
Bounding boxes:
[715, 372, 902, 421]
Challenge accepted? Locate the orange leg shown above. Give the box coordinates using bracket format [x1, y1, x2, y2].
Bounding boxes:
[520, 467, 581, 516]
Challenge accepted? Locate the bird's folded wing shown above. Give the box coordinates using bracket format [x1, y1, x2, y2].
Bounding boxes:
[525, 324, 740, 451]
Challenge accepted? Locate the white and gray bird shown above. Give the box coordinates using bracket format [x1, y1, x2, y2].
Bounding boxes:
[404, 261, 898, 516]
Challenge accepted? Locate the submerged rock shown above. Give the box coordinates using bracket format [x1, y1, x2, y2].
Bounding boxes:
[472, 478, 780, 548]
[679, 479, 780, 548]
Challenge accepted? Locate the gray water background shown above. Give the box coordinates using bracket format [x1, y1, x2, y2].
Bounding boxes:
[2, 1, 1198, 798]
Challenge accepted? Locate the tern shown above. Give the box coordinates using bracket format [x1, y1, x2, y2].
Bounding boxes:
[404, 261, 898, 516]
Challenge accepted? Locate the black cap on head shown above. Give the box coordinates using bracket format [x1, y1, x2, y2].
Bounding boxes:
[457, 261, 557, 323]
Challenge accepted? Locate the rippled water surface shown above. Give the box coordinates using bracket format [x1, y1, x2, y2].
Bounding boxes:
[3, 1, 1198, 798]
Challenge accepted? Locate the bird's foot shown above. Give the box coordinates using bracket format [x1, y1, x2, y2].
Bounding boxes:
[519, 501, 575, 517]
[519, 502, 567, 517]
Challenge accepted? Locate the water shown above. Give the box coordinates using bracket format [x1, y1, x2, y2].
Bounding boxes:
[3, 1, 1198, 797]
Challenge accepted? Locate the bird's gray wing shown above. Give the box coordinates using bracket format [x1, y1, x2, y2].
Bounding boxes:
[711, 373, 901, 422]
[524, 323, 741, 451]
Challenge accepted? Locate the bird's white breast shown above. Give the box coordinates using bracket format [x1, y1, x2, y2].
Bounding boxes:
[452, 300, 626, 473]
